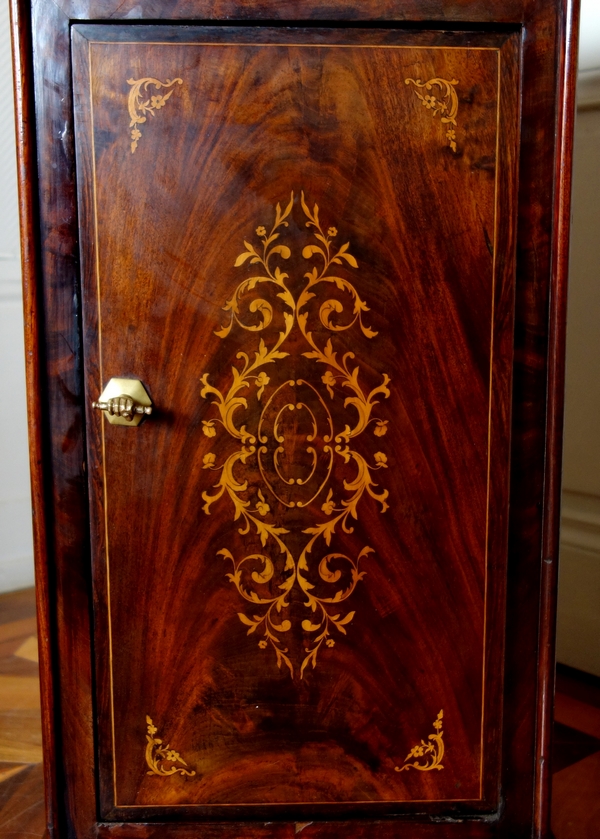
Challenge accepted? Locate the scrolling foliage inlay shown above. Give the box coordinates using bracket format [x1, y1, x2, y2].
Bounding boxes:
[127, 77, 183, 153]
[405, 78, 460, 152]
[145, 716, 196, 777]
[201, 193, 391, 677]
[395, 710, 445, 772]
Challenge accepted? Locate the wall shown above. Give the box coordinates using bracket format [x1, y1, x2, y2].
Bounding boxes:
[0, 1, 34, 593]
[556, 90, 600, 677]
[552, 0, 600, 678]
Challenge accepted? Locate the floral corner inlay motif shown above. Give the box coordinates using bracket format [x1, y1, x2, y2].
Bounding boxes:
[127, 77, 183, 153]
[395, 710, 445, 772]
[145, 716, 196, 777]
[405, 78, 459, 152]
[200, 191, 391, 678]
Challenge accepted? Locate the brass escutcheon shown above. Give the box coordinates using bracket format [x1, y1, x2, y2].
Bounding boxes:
[92, 378, 153, 426]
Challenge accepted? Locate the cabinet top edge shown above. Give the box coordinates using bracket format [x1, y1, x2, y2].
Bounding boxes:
[30, 0, 573, 28]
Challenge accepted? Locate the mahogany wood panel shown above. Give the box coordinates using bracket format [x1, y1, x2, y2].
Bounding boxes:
[8, 0, 59, 833]
[72, 24, 518, 821]
[11, 1, 579, 837]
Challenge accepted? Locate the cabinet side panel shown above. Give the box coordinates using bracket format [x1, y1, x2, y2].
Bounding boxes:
[29, 4, 98, 836]
[535, 0, 580, 835]
[9, 0, 58, 833]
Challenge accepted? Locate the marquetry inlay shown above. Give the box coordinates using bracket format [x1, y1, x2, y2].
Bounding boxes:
[201, 192, 392, 678]
[145, 716, 196, 777]
[127, 77, 183, 153]
[395, 710, 445, 772]
[405, 78, 460, 151]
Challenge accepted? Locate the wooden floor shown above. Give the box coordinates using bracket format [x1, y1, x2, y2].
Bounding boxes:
[0, 588, 44, 838]
[0, 589, 597, 838]
[552, 664, 600, 838]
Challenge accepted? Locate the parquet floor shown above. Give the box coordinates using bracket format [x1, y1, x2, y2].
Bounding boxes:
[0, 588, 44, 838]
[0, 588, 597, 838]
[551, 666, 600, 838]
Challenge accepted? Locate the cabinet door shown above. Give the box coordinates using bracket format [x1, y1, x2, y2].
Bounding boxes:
[72, 23, 520, 826]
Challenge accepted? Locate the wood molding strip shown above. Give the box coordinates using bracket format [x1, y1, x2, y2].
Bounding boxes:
[535, 0, 582, 835]
[8, 0, 57, 834]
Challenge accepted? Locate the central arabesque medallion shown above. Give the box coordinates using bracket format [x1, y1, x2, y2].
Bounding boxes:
[201, 193, 391, 677]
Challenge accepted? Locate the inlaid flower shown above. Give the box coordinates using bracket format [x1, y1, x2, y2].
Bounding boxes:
[258, 640, 268, 649]
[327, 226, 338, 237]
[322, 370, 336, 399]
[165, 750, 182, 763]
[256, 371, 270, 400]
[374, 419, 388, 437]
[256, 489, 270, 516]
[374, 451, 388, 467]
[202, 452, 216, 469]
[256, 225, 267, 237]
[326, 638, 335, 648]
[202, 420, 216, 437]
[150, 95, 166, 110]
[321, 488, 336, 516]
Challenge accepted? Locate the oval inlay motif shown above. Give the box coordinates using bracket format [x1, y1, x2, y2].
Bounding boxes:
[200, 192, 391, 677]
[258, 379, 333, 508]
